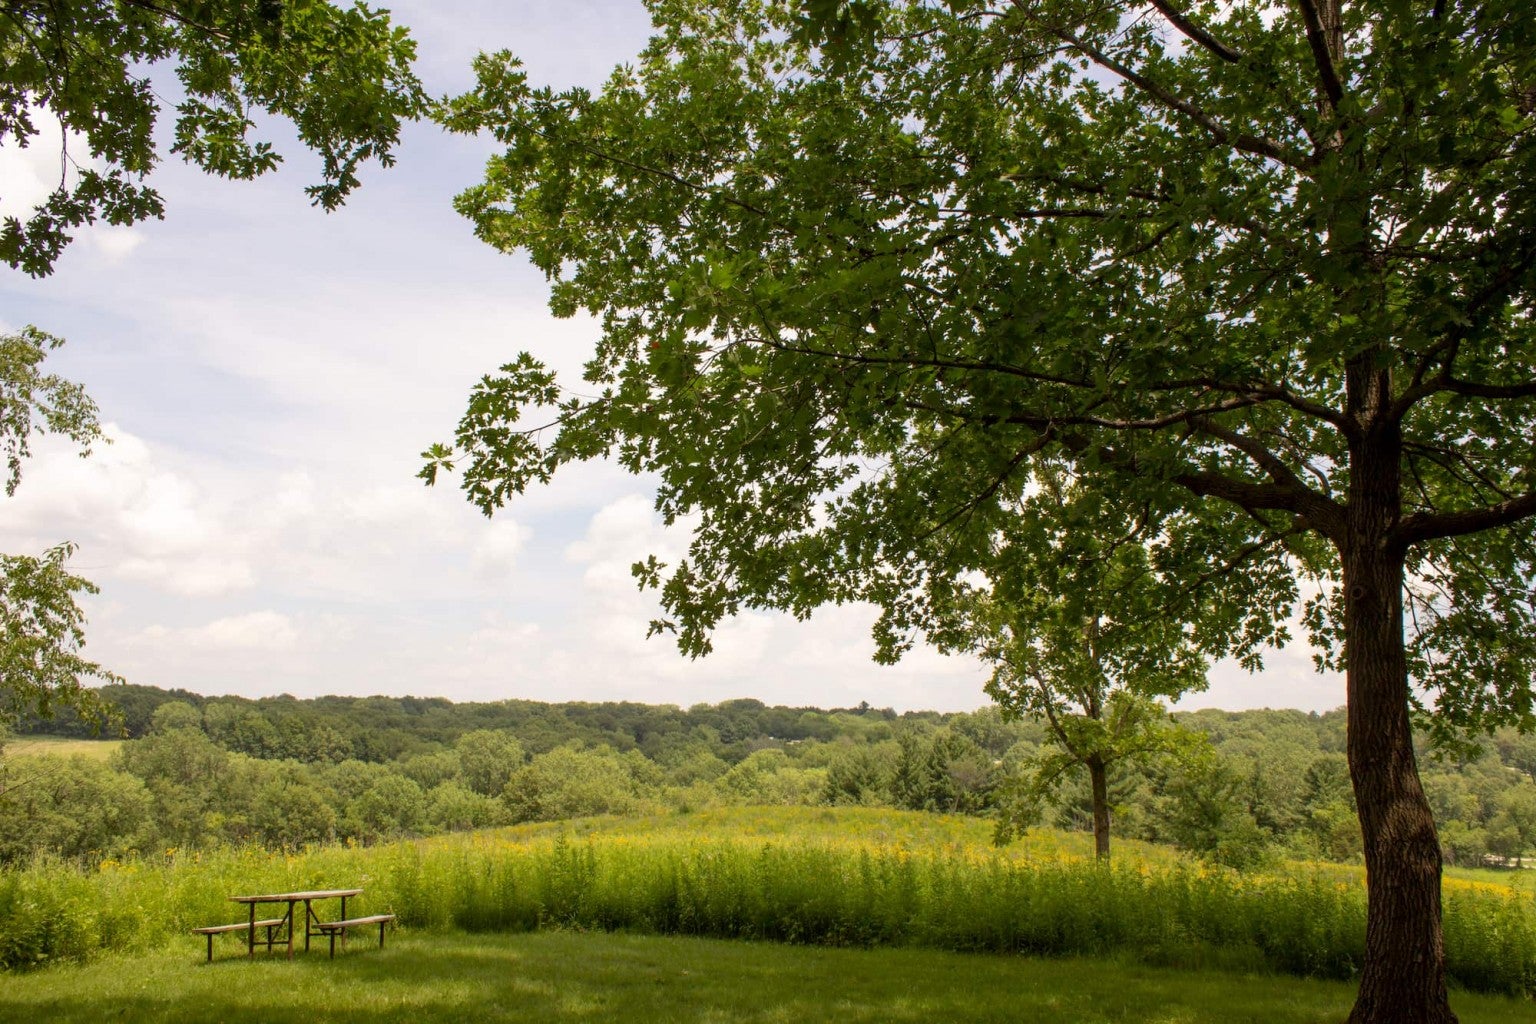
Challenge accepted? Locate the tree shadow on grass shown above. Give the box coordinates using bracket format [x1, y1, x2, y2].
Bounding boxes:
[1, 931, 1529, 1024]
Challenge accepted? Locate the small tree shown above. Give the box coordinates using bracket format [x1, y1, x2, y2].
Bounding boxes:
[1152, 746, 1273, 869]
[0, 329, 114, 728]
[454, 728, 526, 797]
[929, 482, 1213, 860]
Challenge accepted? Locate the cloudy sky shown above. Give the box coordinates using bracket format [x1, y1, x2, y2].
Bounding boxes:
[0, 1, 1343, 714]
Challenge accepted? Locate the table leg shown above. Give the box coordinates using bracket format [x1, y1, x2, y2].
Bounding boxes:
[247, 902, 256, 959]
[287, 901, 296, 960]
[304, 900, 313, 952]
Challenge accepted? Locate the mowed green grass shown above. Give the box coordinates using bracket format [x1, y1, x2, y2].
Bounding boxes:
[1, 929, 1530, 1024]
[5, 735, 123, 761]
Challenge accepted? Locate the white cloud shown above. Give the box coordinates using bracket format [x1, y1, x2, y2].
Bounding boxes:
[117, 472, 213, 555]
[0, 120, 66, 218]
[472, 517, 530, 578]
[566, 493, 684, 601]
[408, 494, 995, 710]
[85, 224, 145, 261]
[118, 554, 255, 597]
[142, 611, 300, 652]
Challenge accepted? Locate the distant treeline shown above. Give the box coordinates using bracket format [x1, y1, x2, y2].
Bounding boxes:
[17, 684, 912, 761]
[4, 685, 1535, 873]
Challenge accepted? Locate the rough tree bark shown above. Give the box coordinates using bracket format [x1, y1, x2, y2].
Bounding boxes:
[1088, 755, 1111, 862]
[1343, 358, 1455, 1024]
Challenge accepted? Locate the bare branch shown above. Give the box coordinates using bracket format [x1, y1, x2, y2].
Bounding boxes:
[1190, 418, 1347, 540]
[1188, 526, 1306, 591]
[751, 332, 1093, 389]
[915, 442, 1040, 544]
[1394, 239, 1536, 416]
[1148, 376, 1354, 434]
[941, 205, 1111, 220]
[114, 0, 231, 40]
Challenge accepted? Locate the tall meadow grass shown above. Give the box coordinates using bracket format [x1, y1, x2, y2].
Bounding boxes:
[2, 807, 1532, 996]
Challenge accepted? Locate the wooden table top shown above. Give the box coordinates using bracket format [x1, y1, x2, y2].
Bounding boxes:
[230, 889, 363, 903]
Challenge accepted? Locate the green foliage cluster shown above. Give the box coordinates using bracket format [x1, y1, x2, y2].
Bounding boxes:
[1, 808, 1533, 995]
[8, 689, 1536, 878]
[0, 328, 114, 731]
[0, 0, 428, 277]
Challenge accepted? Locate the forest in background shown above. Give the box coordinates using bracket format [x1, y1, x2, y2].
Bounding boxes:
[4, 685, 1535, 874]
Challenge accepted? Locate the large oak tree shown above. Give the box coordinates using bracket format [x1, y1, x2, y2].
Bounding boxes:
[432, 2, 1536, 1021]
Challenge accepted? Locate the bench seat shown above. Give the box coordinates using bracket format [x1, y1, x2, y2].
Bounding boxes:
[192, 919, 286, 961]
[192, 919, 285, 935]
[313, 913, 395, 957]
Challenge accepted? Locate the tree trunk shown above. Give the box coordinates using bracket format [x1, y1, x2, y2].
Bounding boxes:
[1088, 755, 1110, 861]
[1343, 373, 1457, 1024]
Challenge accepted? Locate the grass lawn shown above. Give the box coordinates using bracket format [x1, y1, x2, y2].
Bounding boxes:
[1, 929, 1530, 1024]
[4, 735, 123, 761]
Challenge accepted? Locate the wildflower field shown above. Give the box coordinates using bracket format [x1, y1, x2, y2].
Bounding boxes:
[3, 806, 1533, 997]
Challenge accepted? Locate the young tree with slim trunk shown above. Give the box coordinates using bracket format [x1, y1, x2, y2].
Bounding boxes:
[927, 480, 1211, 862]
[432, 2, 1536, 1020]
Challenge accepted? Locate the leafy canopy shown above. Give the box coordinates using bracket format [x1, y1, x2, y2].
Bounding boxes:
[434, 8, 1536, 1001]
[0, 0, 428, 276]
[433, 0, 1536, 734]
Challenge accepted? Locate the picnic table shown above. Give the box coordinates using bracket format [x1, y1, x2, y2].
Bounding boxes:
[193, 888, 394, 962]
[229, 889, 363, 959]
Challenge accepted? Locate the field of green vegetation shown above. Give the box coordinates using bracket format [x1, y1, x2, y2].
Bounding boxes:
[3, 930, 1533, 1024]
[10, 685, 1536, 877]
[6, 690, 1536, 1018]
[3, 807, 1533, 1001]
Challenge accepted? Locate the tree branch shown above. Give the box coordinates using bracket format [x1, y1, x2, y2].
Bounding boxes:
[915, 442, 1039, 545]
[1189, 419, 1347, 541]
[750, 332, 1093, 389]
[1394, 237, 1536, 416]
[1439, 378, 1536, 400]
[1148, 376, 1353, 434]
[1146, 0, 1245, 64]
[1187, 526, 1306, 591]
[1294, 0, 1345, 114]
[1394, 492, 1536, 549]
[1172, 466, 1345, 543]
[1050, 27, 1312, 171]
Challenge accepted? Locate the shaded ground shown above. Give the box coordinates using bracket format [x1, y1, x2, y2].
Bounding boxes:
[2, 929, 1531, 1023]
